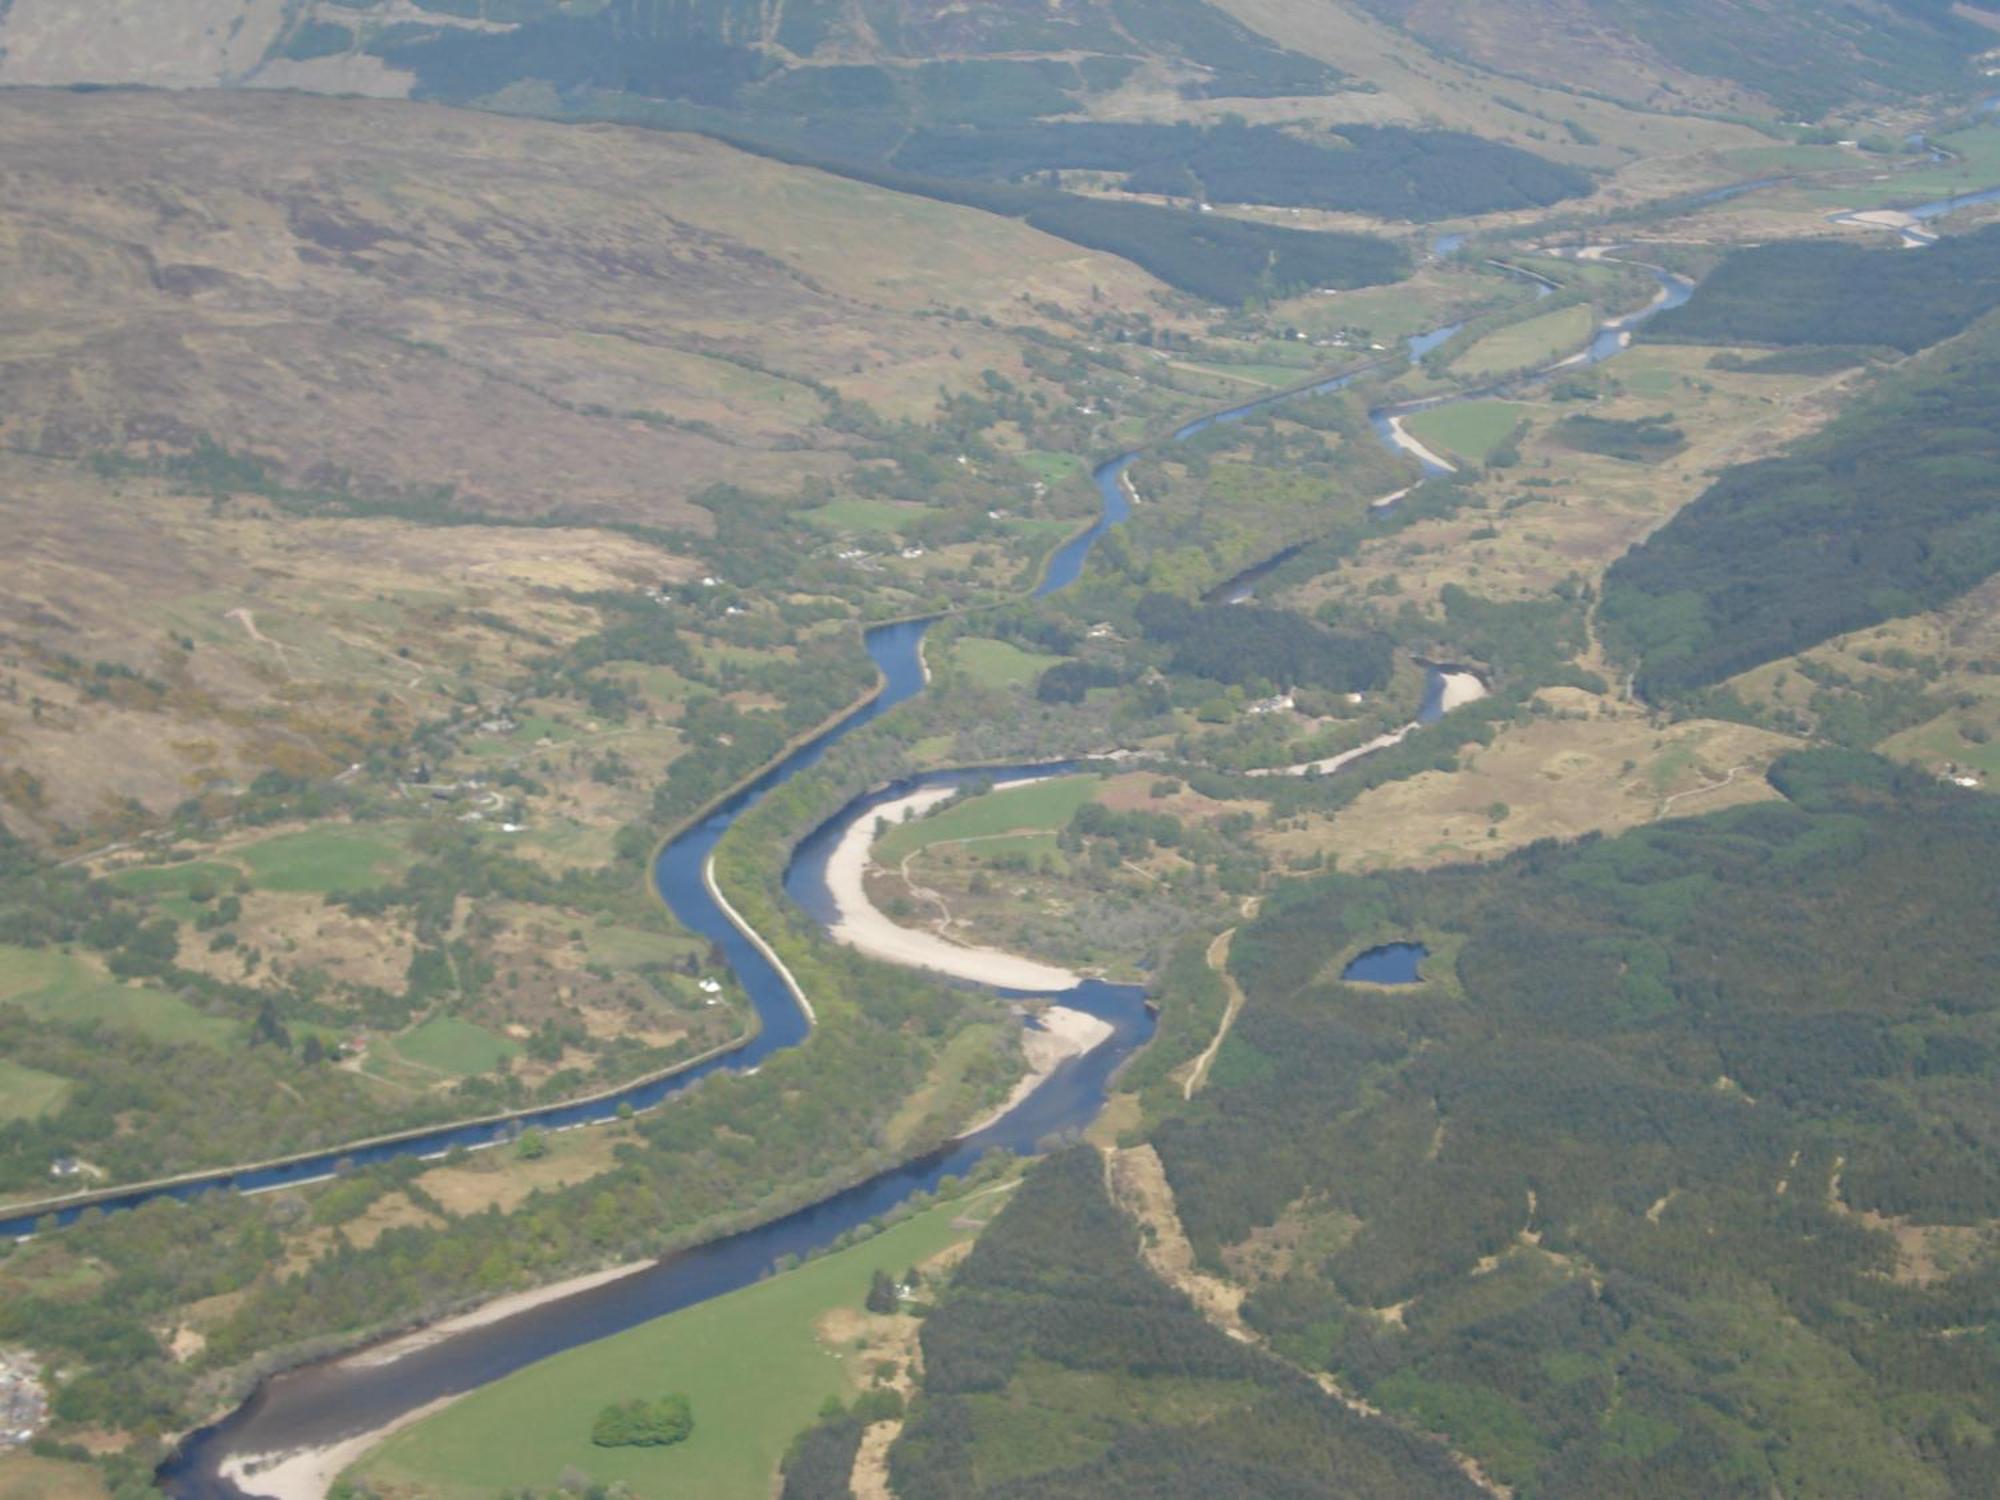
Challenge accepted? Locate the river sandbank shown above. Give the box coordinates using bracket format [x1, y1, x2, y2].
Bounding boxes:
[825, 784, 1081, 993]
[959, 1004, 1116, 1137]
[341, 1262, 650, 1370]
[220, 1393, 458, 1500]
[216, 1260, 658, 1498]
[1383, 415, 1458, 473]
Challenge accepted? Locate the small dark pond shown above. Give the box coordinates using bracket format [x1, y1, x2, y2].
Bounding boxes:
[1341, 942, 1428, 985]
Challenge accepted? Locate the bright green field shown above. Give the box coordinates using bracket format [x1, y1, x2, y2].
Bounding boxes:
[952, 636, 1062, 689]
[394, 1016, 519, 1076]
[238, 827, 408, 893]
[0, 944, 237, 1047]
[876, 776, 1100, 861]
[1405, 400, 1532, 464]
[800, 498, 926, 537]
[1451, 304, 1594, 378]
[350, 1194, 998, 1500]
[0, 1057, 73, 1121]
[1017, 451, 1087, 486]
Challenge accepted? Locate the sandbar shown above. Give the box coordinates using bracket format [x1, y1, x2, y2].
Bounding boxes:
[825, 785, 1080, 993]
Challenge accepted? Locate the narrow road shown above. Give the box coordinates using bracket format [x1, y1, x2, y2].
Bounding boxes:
[1183, 927, 1247, 1100]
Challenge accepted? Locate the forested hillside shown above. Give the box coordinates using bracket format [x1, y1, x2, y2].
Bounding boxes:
[1601, 312, 2000, 698]
[872, 1149, 1485, 1500]
[893, 122, 1593, 220]
[1130, 752, 2000, 1497]
[1646, 225, 2000, 353]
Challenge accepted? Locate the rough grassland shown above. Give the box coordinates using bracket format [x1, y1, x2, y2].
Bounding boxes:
[1205, 0, 1769, 167]
[350, 1195, 996, 1500]
[0, 89, 1173, 518]
[1729, 573, 2000, 780]
[0, 451, 690, 838]
[874, 776, 1100, 861]
[1302, 347, 1859, 617]
[0, 1454, 110, 1500]
[1278, 704, 1795, 873]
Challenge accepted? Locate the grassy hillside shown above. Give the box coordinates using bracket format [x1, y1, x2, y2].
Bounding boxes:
[0, 89, 1169, 527]
[0, 86, 1216, 840]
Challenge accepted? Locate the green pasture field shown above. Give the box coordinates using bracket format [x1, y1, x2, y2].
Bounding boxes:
[238, 826, 410, 894]
[952, 636, 1063, 688]
[1450, 304, 1595, 377]
[0, 944, 237, 1047]
[800, 498, 928, 537]
[875, 776, 1100, 862]
[0, 1057, 74, 1121]
[349, 1194, 1002, 1500]
[1404, 400, 1532, 464]
[394, 1016, 520, 1076]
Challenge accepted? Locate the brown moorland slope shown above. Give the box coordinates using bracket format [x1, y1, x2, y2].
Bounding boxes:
[0, 88, 1169, 527]
[0, 88, 1177, 837]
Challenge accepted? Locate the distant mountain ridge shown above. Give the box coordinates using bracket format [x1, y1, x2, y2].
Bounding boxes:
[1348, 0, 2000, 117]
[4, 0, 1993, 121]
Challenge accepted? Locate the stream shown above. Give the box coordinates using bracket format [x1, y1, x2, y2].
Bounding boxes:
[142, 233, 1810, 1495]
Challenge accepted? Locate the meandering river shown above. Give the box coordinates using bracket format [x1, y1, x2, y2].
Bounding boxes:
[137, 226, 1928, 1494]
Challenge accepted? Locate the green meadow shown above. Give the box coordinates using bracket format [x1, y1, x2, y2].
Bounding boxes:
[875, 776, 1100, 861]
[0, 1057, 74, 1122]
[1405, 400, 1533, 464]
[0, 944, 236, 1047]
[393, 1016, 519, 1076]
[951, 636, 1063, 689]
[350, 1194, 1000, 1500]
[237, 826, 410, 894]
[1450, 303, 1594, 378]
